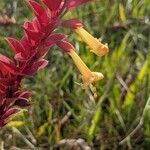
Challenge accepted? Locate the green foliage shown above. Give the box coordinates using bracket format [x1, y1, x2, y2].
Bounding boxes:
[0, 0, 149, 149]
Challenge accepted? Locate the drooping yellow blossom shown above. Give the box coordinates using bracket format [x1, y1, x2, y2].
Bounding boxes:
[74, 27, 109, 56]
[68, 49, 104, 88]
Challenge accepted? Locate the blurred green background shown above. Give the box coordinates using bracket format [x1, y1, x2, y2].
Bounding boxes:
[0, 0, 150, 149]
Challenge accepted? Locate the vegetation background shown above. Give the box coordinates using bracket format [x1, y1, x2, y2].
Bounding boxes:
[0, 0, 149, 149]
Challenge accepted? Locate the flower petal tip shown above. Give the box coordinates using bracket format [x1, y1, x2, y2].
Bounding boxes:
[74, 27, 109, 56]
[81, 72, 104, 88]
[90, 42, 109, 56]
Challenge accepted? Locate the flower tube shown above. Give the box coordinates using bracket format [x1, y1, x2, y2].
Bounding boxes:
[57, 41, 104, 88]
[62, 19, 109, 56]
[74, 27, 109, 56]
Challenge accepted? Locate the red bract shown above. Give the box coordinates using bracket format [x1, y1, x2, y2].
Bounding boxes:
[0, 0, 95, 127]
[42, 0, 62, 11]
[0, 57, 32, 126]
[61, 18, 83, 29]
[66, 0, 94, 10]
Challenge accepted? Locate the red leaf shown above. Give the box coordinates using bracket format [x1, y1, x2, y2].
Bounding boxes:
[5, 37, 27, 57]
[23, 59, 48, 75]
[42, 0, 62, 11]
[23, 27, 42, 41]
[14, 91, 32, 99]
[0, 77, 16, 86]
[0, 83, 7, 94]
[14, 99, 32, 107]
[32, 17, 41, 31]
[0, 54, 19, 74]
[1, 108, 20, 120]
[27, 0, 50, 25]
[56, 40, 75, 52]
[44, 33, 67, 48]
[20, 36, 32, 54]
[14, 53, 27, 61]
[62, 18, 83, 29]
[19, 91, 32, 99]
[3, 98, 17, 108]
[66, 0, 94, 10]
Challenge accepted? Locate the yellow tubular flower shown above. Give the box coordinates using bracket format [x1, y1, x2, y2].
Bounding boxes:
[74, 27, 109, 56]
[68, 49, 104, 88]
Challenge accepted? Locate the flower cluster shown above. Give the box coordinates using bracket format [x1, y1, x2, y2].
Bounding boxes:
[0, 0, 109, 127]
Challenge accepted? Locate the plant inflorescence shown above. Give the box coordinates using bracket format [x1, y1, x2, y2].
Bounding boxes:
[0, 0, 109, 127]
